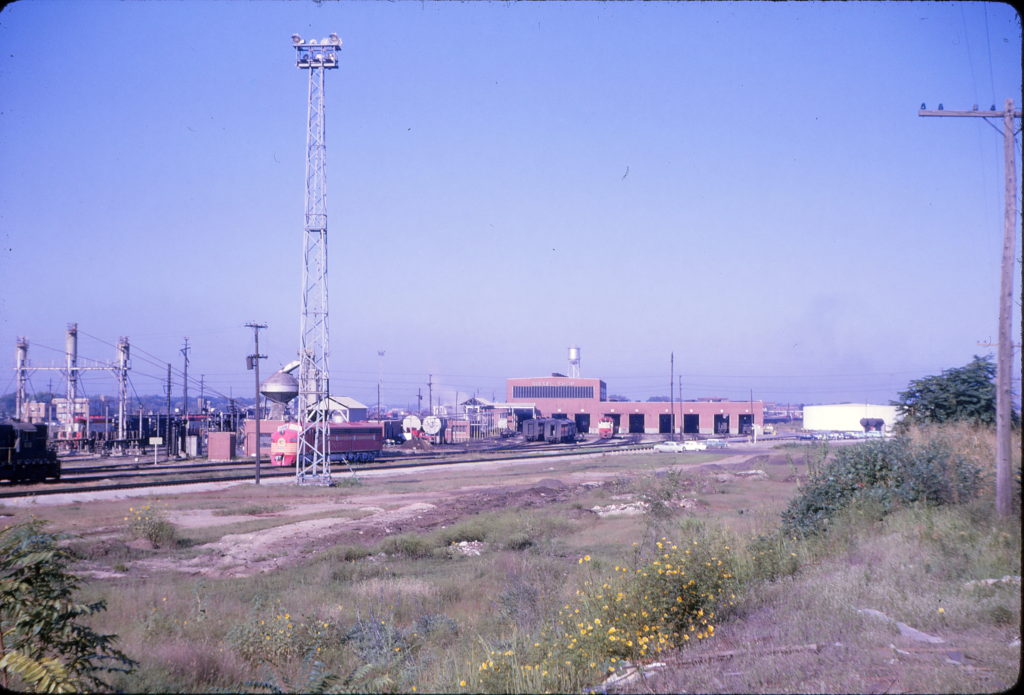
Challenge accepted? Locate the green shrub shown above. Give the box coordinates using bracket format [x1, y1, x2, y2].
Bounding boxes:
[229, 605, 340, 668]
[379, 533, 435, 559]
[467, 537, 737, 693]
[781, 437, 981, 537]
[327, 545, 373, 562]
[0, 521, 136, 692]
[744, 532, 800, 582]
[504, 533, 534, 551]
[213, 504, 283, 517]
[435, 518, 490, 545]
[125, 504, 178, 546]
[987, 604, 1015, 625]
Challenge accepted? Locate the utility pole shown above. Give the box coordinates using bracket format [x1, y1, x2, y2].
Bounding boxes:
[181, 337, 190, 457]
[417, 387, 423, 414]
[678, 375, 683, 438]
[200, 374, 206, 440]
[670, 352, 675, 440]
[165, 363, 172, 458]
[377, 349, 385, 419]
[919, 99, 1022, 517]
[246, 322, 268, 485]
[428, 374, 433, 415]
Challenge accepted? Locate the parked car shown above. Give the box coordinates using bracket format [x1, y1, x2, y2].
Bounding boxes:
[705, 439, 728, 449]
[682, 440, 707, 451]
[653, 440, 687, 453]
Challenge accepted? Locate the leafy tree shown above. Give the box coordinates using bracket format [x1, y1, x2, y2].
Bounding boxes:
[893, 355, 1003, 426]
[0, 521, 135, 693]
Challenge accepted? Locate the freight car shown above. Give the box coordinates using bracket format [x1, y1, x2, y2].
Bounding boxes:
[270, 422, 384, 466]
[0, 420, 61, 483]
[522, 417, 578, 444]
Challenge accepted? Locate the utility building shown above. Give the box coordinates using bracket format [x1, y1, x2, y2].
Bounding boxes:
[802, 403, 900, 433]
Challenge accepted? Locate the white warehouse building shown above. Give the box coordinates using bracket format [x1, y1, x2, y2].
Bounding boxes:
[802, 403, 901, 433]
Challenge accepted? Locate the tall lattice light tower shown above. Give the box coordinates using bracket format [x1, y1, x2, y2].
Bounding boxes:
[292, 32, 341, 485]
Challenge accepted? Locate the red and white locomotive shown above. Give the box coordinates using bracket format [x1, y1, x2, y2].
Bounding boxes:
[270, 422, 384, 466]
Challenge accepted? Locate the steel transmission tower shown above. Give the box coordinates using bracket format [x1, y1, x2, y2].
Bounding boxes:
[292, 33, 341, 485]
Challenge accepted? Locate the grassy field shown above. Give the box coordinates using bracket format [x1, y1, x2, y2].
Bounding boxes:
[0, 428, 1019, 693]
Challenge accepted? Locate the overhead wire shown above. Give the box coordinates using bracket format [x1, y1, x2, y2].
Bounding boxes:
[982, 3, 997, 109]
[80, 330, 235, 402]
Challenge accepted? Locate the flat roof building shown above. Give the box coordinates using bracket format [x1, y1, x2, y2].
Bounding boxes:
[802, 403, 900, 433]
[506, 375, 762, 436]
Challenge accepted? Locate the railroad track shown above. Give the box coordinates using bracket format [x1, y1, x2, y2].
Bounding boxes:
[0, 440, 655, 499]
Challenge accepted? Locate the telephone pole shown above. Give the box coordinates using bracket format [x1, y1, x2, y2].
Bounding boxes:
[919, 99, 1021, 517]
[377, 349, 385, 419]
[165, 363, 173, 457]
[670, 352, 675, 440]
[678, 375, 683, 438]
[246, 323, 268, 484]
[181, 337, 190, 457]
[428, 374, 433, 415]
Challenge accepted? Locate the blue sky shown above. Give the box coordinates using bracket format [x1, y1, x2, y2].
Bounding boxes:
[0, 0, 1020, 410]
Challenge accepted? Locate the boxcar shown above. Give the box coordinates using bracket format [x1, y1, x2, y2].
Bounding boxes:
[1, 421, 60, 483]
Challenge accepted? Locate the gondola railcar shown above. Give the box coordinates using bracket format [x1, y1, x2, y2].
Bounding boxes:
[0, 421, 61, 483]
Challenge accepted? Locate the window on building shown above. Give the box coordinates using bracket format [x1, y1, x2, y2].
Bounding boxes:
[512, 385, 595, 399]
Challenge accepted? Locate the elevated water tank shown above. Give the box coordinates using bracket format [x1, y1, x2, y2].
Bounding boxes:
[261, 370, 299, 405]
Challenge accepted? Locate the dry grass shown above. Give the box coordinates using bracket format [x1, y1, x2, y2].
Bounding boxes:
[11, 431, 1019, 693]
[902, 421, 1020, 495]
[650, 497, 1021, 694]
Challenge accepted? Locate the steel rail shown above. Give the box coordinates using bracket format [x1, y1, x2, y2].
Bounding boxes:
[0, 442, 656, 499]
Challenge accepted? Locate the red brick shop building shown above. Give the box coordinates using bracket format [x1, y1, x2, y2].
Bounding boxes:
[506, 376, 762, 436]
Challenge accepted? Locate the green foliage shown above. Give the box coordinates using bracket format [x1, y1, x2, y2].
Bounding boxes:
[213, 504, 284, 517]
[780, 437, 982, 537]
[125, 504, 178, 546]
[893, 355, 1001, 426]
[744, 532, 801, 582]
[467, 538, 737, 693]
[374, 510, 574, 560]
[0, 521, 136, 692]
[378, 533, 436, 559]
[229, 603, 341, 669]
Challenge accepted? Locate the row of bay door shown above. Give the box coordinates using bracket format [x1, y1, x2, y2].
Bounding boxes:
[553, 412, 753, 435]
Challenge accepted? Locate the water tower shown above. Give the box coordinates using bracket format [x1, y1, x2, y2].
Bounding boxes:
[261, 361, 300, 420]
[568, 346, 581, 378]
